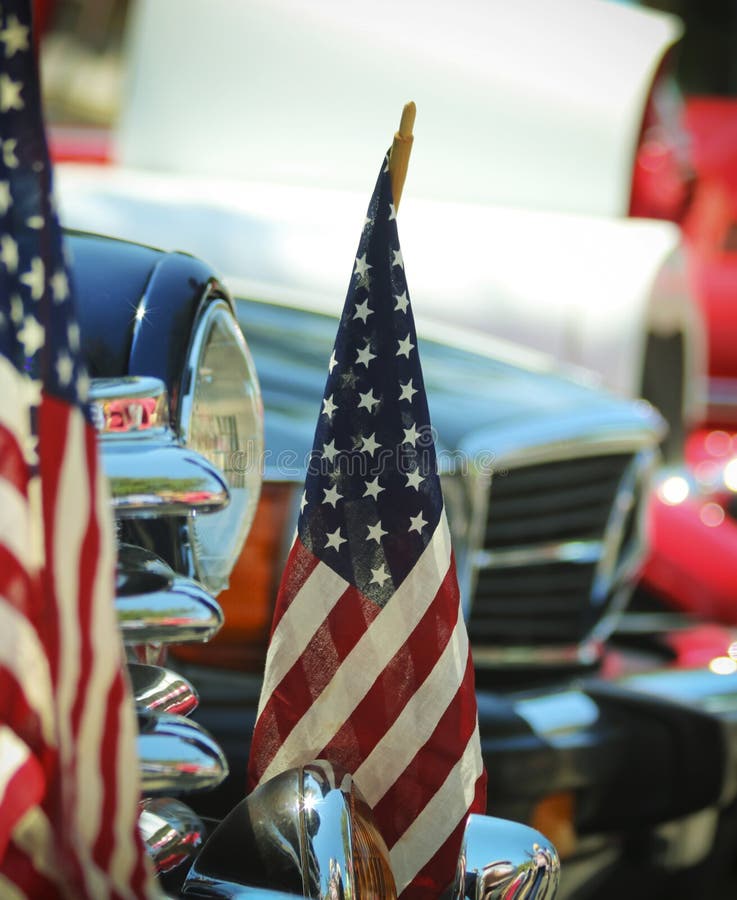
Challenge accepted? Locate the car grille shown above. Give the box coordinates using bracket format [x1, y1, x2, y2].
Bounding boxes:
[467, 451, 651, 665]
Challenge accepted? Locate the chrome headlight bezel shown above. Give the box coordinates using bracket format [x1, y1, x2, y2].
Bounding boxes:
[178, 294, 264, 596]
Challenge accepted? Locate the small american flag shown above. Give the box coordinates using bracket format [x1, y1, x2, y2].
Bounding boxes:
[0, 2, 155, 896]
[248, 155, 487, 896]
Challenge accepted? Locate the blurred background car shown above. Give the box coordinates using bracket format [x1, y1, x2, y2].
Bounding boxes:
[41, 0, 706, 457]
[31, 0, 737, 894]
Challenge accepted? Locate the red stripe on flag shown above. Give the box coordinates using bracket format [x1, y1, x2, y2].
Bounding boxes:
[0, 423, 27, 495]
[2, 841, 60, 899]
[37, 395, 67, 683]
[0, 671, 47, 758]
[0, 753, 44, 859]
[398, 774, 487, 900]
[251, 578, 379, 778]
[319, 563, 461, 774]
[93, 657, 124, 873]
[268, 539, 321, 635]
[0, 545, 34, 615]
[373, 651, 480, 842]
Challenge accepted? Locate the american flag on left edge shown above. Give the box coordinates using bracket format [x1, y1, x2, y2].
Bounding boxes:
[248, 153, 487, 897]
[0, 2, 155, 897]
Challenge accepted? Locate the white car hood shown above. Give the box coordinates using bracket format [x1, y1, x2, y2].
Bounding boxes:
[57, 163, 692, 404]
[117, 0, 682, 217]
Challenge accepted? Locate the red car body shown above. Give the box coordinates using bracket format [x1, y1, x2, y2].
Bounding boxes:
[641, 96, 737, 627]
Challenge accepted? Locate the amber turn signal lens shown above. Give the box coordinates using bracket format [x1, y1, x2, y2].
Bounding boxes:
[350, 788, 398, 899]
[531, 791, 576, 860]
[172, 481, 296, 671]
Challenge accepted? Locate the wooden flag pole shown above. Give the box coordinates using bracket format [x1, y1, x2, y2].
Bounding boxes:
[389, 101, 416, 212]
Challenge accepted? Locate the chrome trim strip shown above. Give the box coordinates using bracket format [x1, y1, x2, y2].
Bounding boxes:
[139, 797, 205, 874]
[474, 539, 603, 570]
[491, 432, 659, 471]
[102, 438, 230, 516]
[129, 663, 199, 717]
[459, 405, 664, 475]
[90, 376, 170, 435]
[137, 711, 228, 795]
[471, 638, 603, 668]
[117, 575, 224, 644]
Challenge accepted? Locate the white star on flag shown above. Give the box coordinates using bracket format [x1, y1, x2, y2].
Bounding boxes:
[356, 343, 376, 367]
[357, 388, 379, 412]
[402, 423, 420, 445]
[20, 256, 44, 300]
[409, 511, 428, 534]
[363, 476, 384, 500]
[0, 73, 23, 111]
[0, 181, 10, 214]
[2, 136, 18, 167]
[353, 298, 373, 323]
[360, 432, 381, 456]
[56, 350, 74, 386]
[370, 564, 391, 586]
[51, 269, 69, 302]
[322, 394, 338, 418]
[18, 314, 43, 355]
[325, 527, 346, 551]
[399, 379, 417, 402]
[323, 438, 338, 462]
[322, 484, 342, 508]
[1, 233, 18, 271]
[366, 520, 387, 543]
[397, 334, 414, 358]
[0, 14, 29, 56]
[394, 290, 409, 313]
[354, 253, 372, 281]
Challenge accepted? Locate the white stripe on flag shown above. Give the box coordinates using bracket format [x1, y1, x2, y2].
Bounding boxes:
[96, 463, 147, 898]
[257, 560, 350, 719]
[0, 726, 31, 805]
[354, 602, 470, 806]
[0, 356, 33, 458]
[0, 482, 35, 572]
[12, 806, 58, 883]
[390, 720, 484, 894]
[77, 442, 115, 865]
[0, 603, 55, 745]
[258, 514, 451, 785]
[0, 872, 28, 900]
[52, 411, 107, 899]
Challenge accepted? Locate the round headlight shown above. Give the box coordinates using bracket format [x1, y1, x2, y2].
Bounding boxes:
[180, 298, 263, 595]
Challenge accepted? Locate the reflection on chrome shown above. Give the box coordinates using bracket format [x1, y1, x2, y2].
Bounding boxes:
[137, 711, 228, 795]
[90, 376, 170, 434]
[139, 796, 205, 874]
[183, 761, 397, 898]
[450, 814, 560, 899]
[103, 439, 230, 516]
[92, 376, 232, 517]
[117, 574, 223, 645]
[129, 663, 199, 716]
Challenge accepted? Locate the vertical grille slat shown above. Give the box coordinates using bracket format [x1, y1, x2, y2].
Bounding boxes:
[469, 453, 638, 660]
